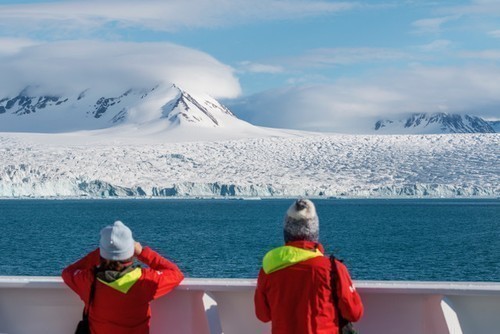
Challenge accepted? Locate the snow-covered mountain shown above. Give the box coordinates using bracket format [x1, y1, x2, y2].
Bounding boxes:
[489, 120, 500, 132]
[374, 113, 496, 134]
[1, 86, 498, 199]
[0, 84, 261, 136]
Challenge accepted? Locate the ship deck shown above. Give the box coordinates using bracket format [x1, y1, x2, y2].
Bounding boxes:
[1, 277, 499, 333]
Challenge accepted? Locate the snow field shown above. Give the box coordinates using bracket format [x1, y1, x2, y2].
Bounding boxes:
[0, 133, 498, 198]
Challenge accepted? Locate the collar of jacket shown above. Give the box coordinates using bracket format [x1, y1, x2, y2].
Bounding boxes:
[262, 241, 324, 274]
[97, 267, 142, 293]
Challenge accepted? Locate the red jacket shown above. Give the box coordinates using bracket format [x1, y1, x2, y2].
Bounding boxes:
[62, 247, 184, 334]
[254, 241, 363, 334]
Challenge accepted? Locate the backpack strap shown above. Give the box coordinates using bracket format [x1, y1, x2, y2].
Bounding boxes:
[83, 267, 97, 317]
[329, 255, 349, 332]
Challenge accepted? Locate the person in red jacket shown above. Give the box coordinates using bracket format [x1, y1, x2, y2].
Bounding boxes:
[62, 220, 184, 334]
[254, 199, 363, 334]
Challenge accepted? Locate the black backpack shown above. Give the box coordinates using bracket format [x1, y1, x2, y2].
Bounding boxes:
[329, 255, 358, 334]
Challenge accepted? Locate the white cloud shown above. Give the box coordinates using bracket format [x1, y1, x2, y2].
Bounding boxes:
[231, 83, 406, 132]
[238, 61, 284, 74]
[290, 47, 412, 67]
[0, 0, 358, 36]
[230, 65, 500, 133]
[412, 16, 459, 33]
[0, 38, 40, 55]
[417, 39, 452, 52]
[0, 40, 241, 98]
[488, 30, 500, 38]
[442, 0, 500, 16]
[460, 50, 500, 60]
[233, 47, 414, 81]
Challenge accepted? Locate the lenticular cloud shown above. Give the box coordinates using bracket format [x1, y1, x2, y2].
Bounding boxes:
[0, 40, 241, 99]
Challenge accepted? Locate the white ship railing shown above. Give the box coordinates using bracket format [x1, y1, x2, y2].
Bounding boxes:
[1, 277, 499, 334]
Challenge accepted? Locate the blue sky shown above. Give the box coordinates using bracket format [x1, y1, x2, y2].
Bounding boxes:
[0, 0, 499, 132]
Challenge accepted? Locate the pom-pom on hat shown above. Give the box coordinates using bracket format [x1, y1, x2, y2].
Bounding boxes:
[99, 221, 135, 261]
[284, 199, 319, 243]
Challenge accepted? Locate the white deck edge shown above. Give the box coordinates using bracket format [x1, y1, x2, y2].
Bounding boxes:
[1, 276, 500, 295]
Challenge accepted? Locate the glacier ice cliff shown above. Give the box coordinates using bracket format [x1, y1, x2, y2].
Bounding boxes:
[0, 134, 498, 198]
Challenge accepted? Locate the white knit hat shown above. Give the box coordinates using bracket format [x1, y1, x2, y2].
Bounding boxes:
[283, 199, 319, 243]
[99, 221, 135, 261]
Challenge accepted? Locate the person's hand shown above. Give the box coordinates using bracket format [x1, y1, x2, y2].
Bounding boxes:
[134, 242, 143, 256]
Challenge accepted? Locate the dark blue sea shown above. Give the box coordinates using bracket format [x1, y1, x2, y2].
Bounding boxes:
[0, 199, 498, 281]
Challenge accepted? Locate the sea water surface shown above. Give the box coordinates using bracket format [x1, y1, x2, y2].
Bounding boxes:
[0, 199, 498, 281]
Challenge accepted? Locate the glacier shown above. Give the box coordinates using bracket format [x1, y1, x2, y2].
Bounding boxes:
[0, 133, 498, 198]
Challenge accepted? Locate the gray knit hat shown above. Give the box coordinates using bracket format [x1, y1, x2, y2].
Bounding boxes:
[99, 221, 135, 261]
[283, 199, 319, 243]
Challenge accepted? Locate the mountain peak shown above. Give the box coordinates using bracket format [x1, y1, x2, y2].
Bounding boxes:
[0, 84, 245, 134]
[161, 85, 235, 128]
[375, 112, 496, 134]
